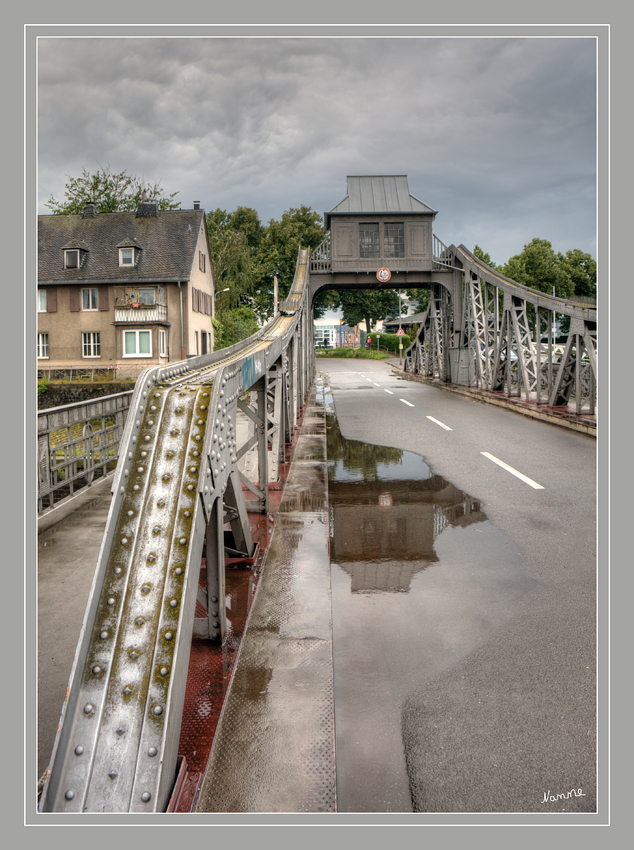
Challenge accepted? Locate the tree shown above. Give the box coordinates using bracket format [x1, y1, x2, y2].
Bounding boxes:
[500, 238, 574, 299]
[207, 208, 257, 310]
[337, 288, 400, 335]
[253, 206, 326, 320]
[558, 249, 596, 300]
[45, 166, 179, 214]
[473, 245, 497, 269]
[212, 306, 260, 349]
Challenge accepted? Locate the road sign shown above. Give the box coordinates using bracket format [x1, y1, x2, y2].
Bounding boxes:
[376, 268, 391, 282]
[396, 327, 406, 337]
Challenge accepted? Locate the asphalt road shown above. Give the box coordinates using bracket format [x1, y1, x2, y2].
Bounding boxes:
[319, 356, 597, 814]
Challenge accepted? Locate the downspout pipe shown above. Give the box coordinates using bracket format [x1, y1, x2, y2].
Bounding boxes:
[177, 282, 185, 360]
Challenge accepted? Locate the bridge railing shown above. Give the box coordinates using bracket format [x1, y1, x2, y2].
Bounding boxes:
[38, 391, 133, 514]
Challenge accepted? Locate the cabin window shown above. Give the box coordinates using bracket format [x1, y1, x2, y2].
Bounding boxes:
[384, 222, 404, 258]
[123, 329, 152, 357]
[82, 288, 99, 311]
[82, 332, 101, 358]
[119, 247, 134, 266]
[37, 333, 49, 358]
[359, 223, 380, 258]
[65, 249, 80, 269]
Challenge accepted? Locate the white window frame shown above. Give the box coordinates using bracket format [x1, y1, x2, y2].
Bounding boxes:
[138, 287, 156, 306]
[159, 329, 167, 358]
[123, 329, 152, 358]
[64, 249, 80, 269]
[119, 247, 135, 267]
[82, 332, 101, 358]
[82, 288, 99, 311]
[37, 333, 49, 359]
[38, 289, 47, 312]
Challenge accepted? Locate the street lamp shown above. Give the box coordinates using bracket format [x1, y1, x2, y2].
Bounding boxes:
[214, 287, 230, 300]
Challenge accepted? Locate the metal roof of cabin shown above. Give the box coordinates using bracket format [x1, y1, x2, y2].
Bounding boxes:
[38, 207, 207, 284]
[325, 176, 437, 227]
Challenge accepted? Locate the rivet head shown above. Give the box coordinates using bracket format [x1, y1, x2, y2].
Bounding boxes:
[187, 484, 195, 491]
[100, 631, 108, 639]
[147, 553, 156, 563]
[175, 567, 183, 575]
[152, 705, 163, 716]
[183, 510, 191, 517]
[148, 747, 158, 757]
[107, 597, 115, 606]
[179, 537, 187, 545]
[123, 686, 133, 696]
[92, 665, 102, 675]
[190, 466, 197, 472]
[65, 790, 75, 800]
[165, 631, 173, 640]
[170, 599, 178, 608]
[154, 393, 161, 398]
[126, 510, 134, 517]
[163, 474, 171, 482]
[197, 419, 204, 425]
[150, 405, 157, 412]
[170, 429, 179, 437]
[195, 435, 202, 441]
[114, 567, 122, 575]
[129, 650, 140, 660]
[148, 420, 154, 427]
[137, 467, 144, 473]
[141, 585, 151, 594]
[193, 450, 200, 457]
[157, 499, 166, 507]
[200, 405, 207, 410]
[144, 435, 151, 442]
[108, 770, 118, 779]
[160, 667, 169, 676]
[83, 704, 94, 714]
[141, 451, 147, 458]
[141, 792, 152, 802]
[202, 392, 209, 397]
[166, 450, 174, 458]
[132, 437, 136, 444]
[133, 484, 139, 491]
[135, 617, 145, 626]
[153, 526, 161, 535]
[74, 746, 84, 756]
[211, 596, 218, 604]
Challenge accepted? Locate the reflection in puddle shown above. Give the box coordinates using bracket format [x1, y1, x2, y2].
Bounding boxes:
[327, 395, 486, 593]
[322, 381, 530, 813]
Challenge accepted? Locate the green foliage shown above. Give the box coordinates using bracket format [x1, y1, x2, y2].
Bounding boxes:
[408, 323, 419, 343]
[337, 288, 399, 334]
[500, 238, 575, 299]
[473, 244, 497, 268]
[38, 374, 49, 396]
[253, 206, 326, 320]
[406, 288, 430, 314]
[212, 306, 260, 350]
[558, 248, 596, 299]
[45, 167, 179, 214]
[316, 348, 389, 360]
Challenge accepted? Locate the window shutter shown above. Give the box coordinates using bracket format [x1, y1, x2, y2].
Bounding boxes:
[192, 287, 197, 313]
[98, 286, 109, 311]
[69, 288, 79, 312]
[48, 287, 57, 313]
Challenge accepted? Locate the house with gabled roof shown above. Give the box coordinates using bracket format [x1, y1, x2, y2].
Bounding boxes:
[38, 200, 216, 374]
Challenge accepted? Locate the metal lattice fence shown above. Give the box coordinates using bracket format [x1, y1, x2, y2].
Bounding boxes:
[38, 391, 133, 514]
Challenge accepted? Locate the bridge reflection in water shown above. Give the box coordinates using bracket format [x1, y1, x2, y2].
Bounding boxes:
[323, 386, 530, 812]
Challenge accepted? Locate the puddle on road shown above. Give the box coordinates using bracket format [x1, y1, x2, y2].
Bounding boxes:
[323, 383, 530, 813]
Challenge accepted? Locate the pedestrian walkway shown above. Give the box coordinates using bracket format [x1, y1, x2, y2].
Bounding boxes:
[195, 377, 336, 812]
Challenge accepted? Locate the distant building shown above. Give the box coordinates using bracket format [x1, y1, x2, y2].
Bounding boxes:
[38, 201, 216, 374]
[314, 318, 360, 349]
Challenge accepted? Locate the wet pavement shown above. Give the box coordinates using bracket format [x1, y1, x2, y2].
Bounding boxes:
[195, 380, 336, 812]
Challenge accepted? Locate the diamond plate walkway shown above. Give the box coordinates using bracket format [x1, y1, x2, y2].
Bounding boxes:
[195, 376, 336, 813]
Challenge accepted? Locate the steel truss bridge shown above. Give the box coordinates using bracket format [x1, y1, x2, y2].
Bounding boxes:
[403, 243, 597, 414]
[39, 240, 597, 813]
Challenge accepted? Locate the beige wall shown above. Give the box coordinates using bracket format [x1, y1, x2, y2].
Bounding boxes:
[186, 221, 216, 355]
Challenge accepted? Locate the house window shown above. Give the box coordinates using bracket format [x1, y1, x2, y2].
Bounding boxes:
[138, 288, 156, 306]
[119, 248, 134, 266]
[82, 288, 99, 311]
[195, 331, 199, 355]
[159, 329, 167, 357]
[359, 223, 380, 258]
[201, 331, 208, 355]
[82, 332, 101, 358]
[38, 289, 47, 312]
[199, 251, 206, 272]
[123, 329, 152, 357]
[384, 222, 404, 258]
[37, 333, 49, 359]
[64, 249, 80, 269]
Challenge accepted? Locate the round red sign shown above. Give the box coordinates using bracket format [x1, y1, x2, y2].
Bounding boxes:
[376, 268, 391, 282]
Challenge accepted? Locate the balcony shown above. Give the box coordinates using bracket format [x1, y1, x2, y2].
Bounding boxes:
[113, 285, 168, 323]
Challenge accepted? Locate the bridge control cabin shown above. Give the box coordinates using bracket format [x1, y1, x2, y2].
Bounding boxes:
[310, 175, 450, 293]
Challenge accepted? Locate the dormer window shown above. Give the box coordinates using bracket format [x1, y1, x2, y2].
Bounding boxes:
[119, 247, 134, 266]
[65, 249, 80, 269]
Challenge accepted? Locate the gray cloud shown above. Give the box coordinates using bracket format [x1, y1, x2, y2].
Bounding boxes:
[38, 36, 596, 263]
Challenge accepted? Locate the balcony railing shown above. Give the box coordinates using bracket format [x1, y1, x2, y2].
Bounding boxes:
[309, 233, 332, 272]
[114, 304, 168, 322]
[113, 285, 167, 321]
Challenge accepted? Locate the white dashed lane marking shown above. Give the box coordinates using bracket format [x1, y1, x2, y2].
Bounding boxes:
[384, 390, 393, 395]
[400, 399, 415, 407]
[426, 416, 452, 431]
[481, 452, 544, 489]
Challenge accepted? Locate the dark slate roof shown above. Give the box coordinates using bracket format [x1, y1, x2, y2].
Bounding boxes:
[325, 176, 437, 228]
[38, 208, 206, 284]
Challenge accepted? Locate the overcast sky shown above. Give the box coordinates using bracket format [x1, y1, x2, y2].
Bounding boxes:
[37, 36, 596, 265]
